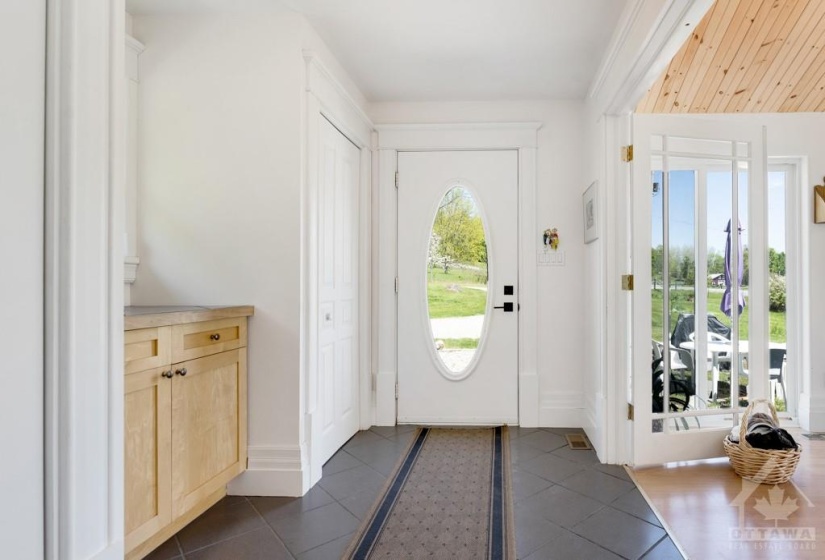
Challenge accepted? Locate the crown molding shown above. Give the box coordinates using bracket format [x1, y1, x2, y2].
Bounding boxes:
[303, 50, 373, 147]
[587, 0, 713, 115]
[125, 35, 144, 55]
[587, 0, 645, 101]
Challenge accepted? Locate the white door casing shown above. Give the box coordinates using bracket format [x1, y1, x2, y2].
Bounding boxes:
[632, 114, 767, 466]
[397, 150, 519, 424]
[46, 0, 126, 557]
[316, 117, 361, 463]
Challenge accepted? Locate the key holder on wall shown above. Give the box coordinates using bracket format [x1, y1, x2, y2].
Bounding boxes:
[543, 228, 560, 250]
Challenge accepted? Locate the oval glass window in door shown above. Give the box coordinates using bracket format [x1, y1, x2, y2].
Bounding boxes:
[427, 186, 489, 375]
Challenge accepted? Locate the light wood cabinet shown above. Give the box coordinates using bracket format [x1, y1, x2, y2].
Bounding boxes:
[124, 309, 251, 560]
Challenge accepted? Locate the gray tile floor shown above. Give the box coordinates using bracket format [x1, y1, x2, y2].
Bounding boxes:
[145, 426, 683, 559]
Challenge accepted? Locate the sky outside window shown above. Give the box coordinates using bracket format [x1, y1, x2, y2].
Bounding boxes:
[652, 169, 785, 253]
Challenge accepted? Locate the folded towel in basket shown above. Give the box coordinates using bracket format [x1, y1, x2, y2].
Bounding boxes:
[747, 428, 798, 450]
[728, 411, 798, 450]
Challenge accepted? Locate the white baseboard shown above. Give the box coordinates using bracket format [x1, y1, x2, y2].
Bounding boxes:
[583, 392, 598, 433]
[519, 371, 539, 427]
[227, 445, 307, 497]
[539, 390, 585, 427]
[797, 393, 825, 432]
[584, 393, 606, 462]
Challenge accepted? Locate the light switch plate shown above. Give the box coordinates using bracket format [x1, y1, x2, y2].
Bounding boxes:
[537, 250, 565, 266]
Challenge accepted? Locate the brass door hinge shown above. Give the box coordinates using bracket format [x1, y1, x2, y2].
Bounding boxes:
[621, 274, 634, 291]
[621, 145, 634, 162]
[627, 403, 635, 421]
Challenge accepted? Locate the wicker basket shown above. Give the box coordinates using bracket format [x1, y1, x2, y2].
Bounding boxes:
[723, 399, 802, 484]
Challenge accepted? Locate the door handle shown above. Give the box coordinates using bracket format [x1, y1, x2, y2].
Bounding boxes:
[493, 302, 514, 312]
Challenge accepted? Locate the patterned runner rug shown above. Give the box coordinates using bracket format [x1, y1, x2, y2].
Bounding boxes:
[343, 426, 515, 560]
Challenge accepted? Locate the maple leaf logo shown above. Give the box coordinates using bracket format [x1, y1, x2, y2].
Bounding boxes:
[754, 486, 799, 525]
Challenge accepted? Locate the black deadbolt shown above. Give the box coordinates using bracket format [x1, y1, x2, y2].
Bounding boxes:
[504, 285, 514, 295]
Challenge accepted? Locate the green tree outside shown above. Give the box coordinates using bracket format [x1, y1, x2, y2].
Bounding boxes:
[431, 188, 487, 266]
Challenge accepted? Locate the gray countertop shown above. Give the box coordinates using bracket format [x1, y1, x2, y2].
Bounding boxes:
[124, 305, 254, 330]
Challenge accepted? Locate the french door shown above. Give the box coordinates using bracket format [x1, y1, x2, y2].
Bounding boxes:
[632, 115, 768, 465]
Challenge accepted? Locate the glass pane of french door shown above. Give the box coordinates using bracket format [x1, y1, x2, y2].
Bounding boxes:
[767, 167, 791, 416]
[651, 157, 751, 434]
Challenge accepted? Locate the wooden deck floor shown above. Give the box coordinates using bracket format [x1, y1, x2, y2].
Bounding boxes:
[631, 430, 823, 559]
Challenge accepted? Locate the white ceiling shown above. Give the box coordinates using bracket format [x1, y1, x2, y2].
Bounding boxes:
[126, 0, 628, 102]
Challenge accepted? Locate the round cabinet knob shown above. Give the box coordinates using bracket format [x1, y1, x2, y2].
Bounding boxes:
[210, 333, 221, 341]
[161, 370, 173, 379]
[176, 368, 188, 376]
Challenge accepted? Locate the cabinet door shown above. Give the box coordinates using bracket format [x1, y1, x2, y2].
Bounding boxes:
[125, 367, 172, 551]
[171, 348, 247, 517]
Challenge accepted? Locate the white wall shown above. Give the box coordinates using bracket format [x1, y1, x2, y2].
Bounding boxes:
[0, 1, 45, 556]
[132, 8, 368, 495]
[369, 100, 588, 426]
[133, 7, 305, 462]
[581, 0, 714, 463]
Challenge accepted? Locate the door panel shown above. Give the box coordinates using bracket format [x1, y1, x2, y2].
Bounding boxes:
[397, 150, 518, 424]
[316, 117, 360, 464]
[633, 115, 767, 466]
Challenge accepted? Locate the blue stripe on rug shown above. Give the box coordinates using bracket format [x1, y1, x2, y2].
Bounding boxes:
[489, 426, 504, 560]
[350, 428, 430, 559]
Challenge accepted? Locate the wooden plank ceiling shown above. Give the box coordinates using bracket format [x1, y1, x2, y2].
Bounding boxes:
[637, 0, 825, 113]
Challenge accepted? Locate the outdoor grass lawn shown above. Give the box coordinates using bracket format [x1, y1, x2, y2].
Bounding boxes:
[439, 338, 480, 349]
[427, 282, 486, 318]
[651, 288, 786, 343]
[427, 263, 488, 319]
[427, 264, 487, 285]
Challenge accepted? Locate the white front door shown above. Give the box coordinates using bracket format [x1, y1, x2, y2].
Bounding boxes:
[397, 150, 518, 424]
[316, 117, 360, 463]
[632, 115, 767, 465]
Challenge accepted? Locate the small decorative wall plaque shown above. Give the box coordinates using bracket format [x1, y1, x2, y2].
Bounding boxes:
[583, 181, 598, 243]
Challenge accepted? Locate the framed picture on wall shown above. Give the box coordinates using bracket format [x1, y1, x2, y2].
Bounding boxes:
[583, 181, 598, 243]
